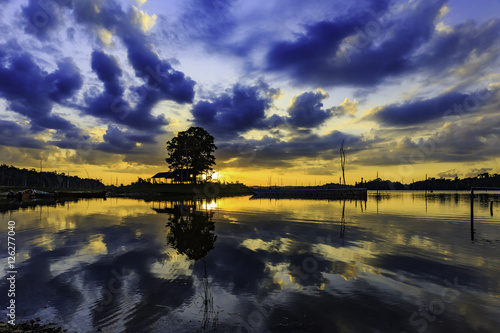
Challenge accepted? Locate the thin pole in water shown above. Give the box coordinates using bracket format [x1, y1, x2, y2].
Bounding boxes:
[471, 188, 475, 241]
[425, 174, 427, 196]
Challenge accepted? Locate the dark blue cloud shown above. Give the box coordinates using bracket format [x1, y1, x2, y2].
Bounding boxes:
[22, 0, 72, 40]
[366, 0, 391, 13]
[48, 126, 91, 150]
[413, 19, 500, 72]
[121, 32, 195, 105]
[371, 90, 494, 126]
[47, 129, 93, 152]
[69, 0, 195, 105]
[191, 83, 278, 139]
[287, 90, 333, 128]
[84, 93, 167, 132]
[99, 125, 136, 152]
[86, 50, 168, 132]
[47, 58, 83, 102]
[177, 0, 390, 59]
[177, 0, 238, 52]
[192, 85, 353, 141]
[94, 125, 158, 154]
[0, 45, 82, 132]
[91, 50, 123, 97]
[73, 2, 195, 136]
[267, 17, 362, 77]
[0, 120, 46, 149]
[10, 0, 195, 153]
[71, 0, 121, 30]
[264, 0, 500, 88]
[32, 114, 77, 131]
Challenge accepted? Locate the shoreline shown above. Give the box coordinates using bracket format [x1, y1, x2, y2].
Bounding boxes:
[1, 183, 254, 201]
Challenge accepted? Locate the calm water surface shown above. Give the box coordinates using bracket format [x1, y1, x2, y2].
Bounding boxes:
[1, 191, 499, 332]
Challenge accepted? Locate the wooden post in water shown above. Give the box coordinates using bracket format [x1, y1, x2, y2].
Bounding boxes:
[425, 174, 427, 197]
[470, 188, 475, 241]
[469, 187, 500, 239]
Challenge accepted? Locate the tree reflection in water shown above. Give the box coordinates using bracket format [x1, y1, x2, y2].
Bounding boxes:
[162, 200, 219, 330]
[166, 201, 217, 261]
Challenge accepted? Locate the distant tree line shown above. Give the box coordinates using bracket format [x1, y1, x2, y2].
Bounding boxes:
[0, 164, 105, 189]
[356, 172, 500, 190]
[132, 177, 152, 185]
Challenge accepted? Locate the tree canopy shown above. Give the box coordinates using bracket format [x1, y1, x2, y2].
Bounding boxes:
[165, 127, 217, 178]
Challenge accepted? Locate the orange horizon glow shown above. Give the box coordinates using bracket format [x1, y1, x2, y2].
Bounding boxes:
[10, 160, 494, 187]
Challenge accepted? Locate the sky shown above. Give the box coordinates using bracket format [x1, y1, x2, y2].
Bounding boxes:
[0, 0, 500, 186]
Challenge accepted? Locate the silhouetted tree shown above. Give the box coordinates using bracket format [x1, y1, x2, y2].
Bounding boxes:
[165, 127, 217, 183]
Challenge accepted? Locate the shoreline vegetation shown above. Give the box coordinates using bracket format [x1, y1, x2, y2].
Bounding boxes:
[109, 182, 253, 199]
[2, 164, 500, 200]
[357, 172, 500, 191]
[0, 164, 104, 190]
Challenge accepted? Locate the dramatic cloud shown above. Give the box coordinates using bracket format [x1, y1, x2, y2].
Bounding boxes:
[371, 92, 468, 126]
[21, 0, 72, 40]
[421, 115, 500, 162]
[191, 83, 279, 139]
[414, 19, 500, 76]
[122, 32, 196, 104]
[287, 90, 334, 128]
[69, 0, 196, 103]
[217, 130, 363, 169]
[2, 0, 197, 172]
[0, 44, 82, 132]
[265, 0, 500, 88]
[176, 0, 239, 53]
[353, 103, 500, 167]
[90, 50, 123, 97]
[74, 1, 195, 136]
[0, 120, 46, 149]
[85, 50, 169, 132]
[96, 125, 157, 154]
[191, 86, 355, 141]
[369, 88, 497, 127]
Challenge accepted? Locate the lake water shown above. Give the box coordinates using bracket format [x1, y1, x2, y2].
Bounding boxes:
[1, 191, 499, 332]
